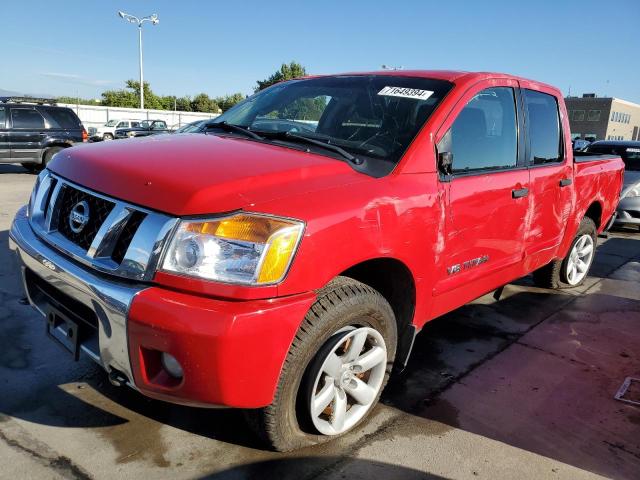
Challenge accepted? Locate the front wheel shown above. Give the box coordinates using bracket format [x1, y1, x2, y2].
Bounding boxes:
[245, 277, 397, 451]
[532, 217, 597, 289]
[103, 133, 114, 141]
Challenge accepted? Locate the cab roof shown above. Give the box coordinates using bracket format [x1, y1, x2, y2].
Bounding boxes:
[307, 70, 560, 93]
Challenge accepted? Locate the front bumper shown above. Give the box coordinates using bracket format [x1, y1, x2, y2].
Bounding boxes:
[9, 206, 316, 408]
[615, 196, 640, 226]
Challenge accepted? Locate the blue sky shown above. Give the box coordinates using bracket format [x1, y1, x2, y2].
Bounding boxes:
[3, 0, 640, 102]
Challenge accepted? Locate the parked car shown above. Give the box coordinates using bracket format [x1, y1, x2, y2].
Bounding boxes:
[90, 119, 141, 141]
[115, 119, 169, 139]
[0, 97, 87, 172]
[10, 71, 624, 451]
[585, 140, 640, 229]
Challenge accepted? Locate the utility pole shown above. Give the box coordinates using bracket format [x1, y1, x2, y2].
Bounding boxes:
[118, 11, 159, 110]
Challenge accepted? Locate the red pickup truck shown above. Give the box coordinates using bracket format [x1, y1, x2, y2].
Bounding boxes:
[10, 70, 624, 451]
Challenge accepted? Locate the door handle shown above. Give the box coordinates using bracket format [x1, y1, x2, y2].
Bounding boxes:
[559, 178, 572, 187]
[512, 188, 529, 199]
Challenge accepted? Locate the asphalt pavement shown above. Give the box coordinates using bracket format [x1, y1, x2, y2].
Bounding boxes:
[0, 163, 638, 480]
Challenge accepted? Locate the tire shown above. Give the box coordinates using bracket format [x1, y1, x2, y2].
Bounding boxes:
[20, 163, 38, 173]
[532, 217, 597, 289]
[43, 146, 64, 168]
[103, 133, 113, 141]
[245, 276, 398, 451]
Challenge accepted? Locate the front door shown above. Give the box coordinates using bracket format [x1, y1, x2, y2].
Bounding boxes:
[433, 82, 529, 307]
[9, 107, 47, 162]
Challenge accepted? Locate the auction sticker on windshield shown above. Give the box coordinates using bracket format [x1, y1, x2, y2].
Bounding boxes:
[378, 86, 433, 100]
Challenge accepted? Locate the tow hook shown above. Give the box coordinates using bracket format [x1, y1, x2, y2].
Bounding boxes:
[108, 367, 129, 387]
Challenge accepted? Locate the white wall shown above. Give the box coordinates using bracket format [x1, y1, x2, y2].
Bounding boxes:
[59, 103, 219, 129]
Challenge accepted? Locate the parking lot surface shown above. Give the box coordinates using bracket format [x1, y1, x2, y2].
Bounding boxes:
[0, 164, 638, 480]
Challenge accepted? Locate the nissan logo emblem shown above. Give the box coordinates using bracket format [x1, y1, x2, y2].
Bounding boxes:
[69, 200, 90, 234]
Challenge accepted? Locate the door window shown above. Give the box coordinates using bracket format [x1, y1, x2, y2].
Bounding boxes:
[523, 90, 562, 165]
[439, 87, 518, 173]
[0, 107, 5, 128]
[11, 109, 45, 129]
[117, 122, 127, 128]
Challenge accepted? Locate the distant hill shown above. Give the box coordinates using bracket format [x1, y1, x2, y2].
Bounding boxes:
[0, 88, 55, 98]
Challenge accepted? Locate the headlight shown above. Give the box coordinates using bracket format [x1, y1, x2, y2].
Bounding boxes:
[28, 170, 48, 217]
[161, 213, 304, 285]
[625, 185, 640, 198]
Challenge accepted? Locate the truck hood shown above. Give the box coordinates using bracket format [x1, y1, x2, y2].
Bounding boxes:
[49, 134, 366, 216]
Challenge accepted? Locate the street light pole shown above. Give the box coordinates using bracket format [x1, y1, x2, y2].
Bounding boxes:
[138, 24, 144, 110]
[117, 11, 159, 110]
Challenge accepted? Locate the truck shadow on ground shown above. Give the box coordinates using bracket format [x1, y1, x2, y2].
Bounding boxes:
[199, 457, 447, 480]
[1, 229, 638, 476]
[0, 164, 31, 175]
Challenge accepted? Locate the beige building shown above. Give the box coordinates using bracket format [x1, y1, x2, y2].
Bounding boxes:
[565, 95, 640, 142]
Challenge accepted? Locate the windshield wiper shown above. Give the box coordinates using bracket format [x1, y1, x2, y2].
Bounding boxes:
[206, 121, 264, 141]
[259, 131, 363, 165]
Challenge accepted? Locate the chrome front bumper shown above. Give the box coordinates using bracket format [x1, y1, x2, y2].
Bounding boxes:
[615, 196, 640, 225]
[9, 205, 144, 385]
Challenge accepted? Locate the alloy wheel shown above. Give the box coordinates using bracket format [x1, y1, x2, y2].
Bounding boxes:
[309, 327, 387, 436]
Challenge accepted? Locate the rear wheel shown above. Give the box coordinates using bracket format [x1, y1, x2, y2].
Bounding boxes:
[21, 163, 38, 173]
[245, 277, 397, 451]
[532, 217, 597, 289]
[42, 146, 64, 169]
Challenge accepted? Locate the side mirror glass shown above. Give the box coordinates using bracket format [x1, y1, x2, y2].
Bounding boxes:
[438, 151, 453, 175]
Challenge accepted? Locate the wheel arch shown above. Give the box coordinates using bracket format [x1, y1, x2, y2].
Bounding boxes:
[583, 201, 603, 229]
[338, 257, 418, 370]
[41, 143, 69, 163]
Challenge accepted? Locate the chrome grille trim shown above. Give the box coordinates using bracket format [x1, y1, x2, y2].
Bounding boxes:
[29, 171, 178, 281]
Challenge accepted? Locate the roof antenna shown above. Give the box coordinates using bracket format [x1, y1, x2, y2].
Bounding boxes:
[381, 65, 403, 71]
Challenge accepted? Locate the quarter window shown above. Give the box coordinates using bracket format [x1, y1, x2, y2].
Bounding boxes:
[524, 89, 562, 165]
[439, 87, 518, 173]
[11, 109, 45, 129]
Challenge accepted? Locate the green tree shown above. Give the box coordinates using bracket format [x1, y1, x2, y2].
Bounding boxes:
[191, 93, 220, 113]
[214, 93, 245, 112]
[255, 61, 307, 92]
[56, 96, 100, 106]
[175, 96, 193, 112]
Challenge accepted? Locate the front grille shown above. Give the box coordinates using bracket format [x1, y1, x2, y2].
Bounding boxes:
[56, 185, 114, 250]
[25, 268, 99, 331]
[111, 211, 146, 264]
[29, 172, 175, 281]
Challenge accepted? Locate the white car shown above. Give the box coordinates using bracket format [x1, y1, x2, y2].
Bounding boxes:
[91, 119, 141, 141]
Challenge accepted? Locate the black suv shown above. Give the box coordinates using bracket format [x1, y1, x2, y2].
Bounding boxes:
[0, 97, 86, 173]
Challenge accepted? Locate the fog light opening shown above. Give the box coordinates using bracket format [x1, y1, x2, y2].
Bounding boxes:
[161, 352, 184, 379]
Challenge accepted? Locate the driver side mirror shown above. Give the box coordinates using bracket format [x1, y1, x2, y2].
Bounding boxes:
[438, 151, 453, 176]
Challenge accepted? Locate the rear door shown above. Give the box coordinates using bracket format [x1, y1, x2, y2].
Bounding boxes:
[434, 80, 529, 297]
[520, 86, 572, 260]
[0, 106, 9, 161]
[9, 107, 47, 162]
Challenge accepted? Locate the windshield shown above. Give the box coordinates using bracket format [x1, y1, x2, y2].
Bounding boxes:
[105, 120, 118, 127]
[214, 75, 453, 175]
[139, 120, 151, 128]
[587, 144, 640, 171]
